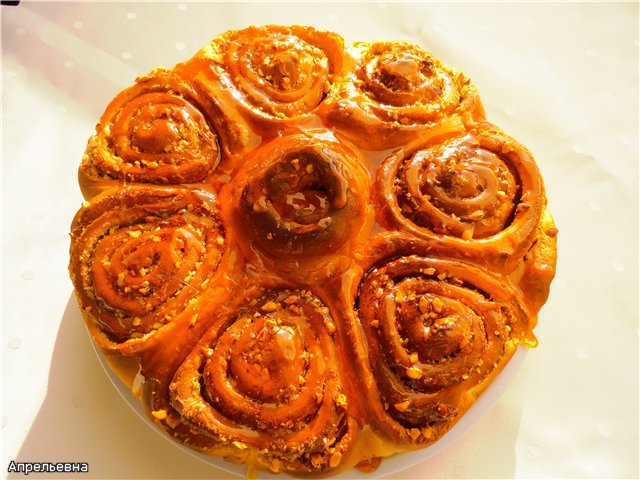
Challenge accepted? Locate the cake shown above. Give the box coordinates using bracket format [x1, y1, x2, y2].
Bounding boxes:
[68, 25, 558, 477]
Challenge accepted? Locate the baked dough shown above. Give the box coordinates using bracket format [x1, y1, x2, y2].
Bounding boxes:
[69, 25, 557, 477]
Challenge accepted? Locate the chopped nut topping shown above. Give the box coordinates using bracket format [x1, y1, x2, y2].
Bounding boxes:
[408, 428, 421, 440]
[323, 318, 336, 334]
[418, 296, 429, 314]
[394, 400, 410, 412]
[151, 409, 167, 420]
[432, 297, 444, 313]
[165, 415, 180, 429]
[310, 453, 323, 468]
[329, 452, 342, 468]
[468, 210, 485, 220]
[406, 367, 423, 379]
[284, 295, 298, 304]
[261, 301, 278, 313]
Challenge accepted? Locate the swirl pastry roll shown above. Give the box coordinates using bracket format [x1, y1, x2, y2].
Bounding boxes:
[78, 69, 221, 199]
[194, 25, 343, 129]
[356, 236, 530, 447]
[170, 290, 357, 475]
[69, 26, 558, 477]
[323, 41, 483, 149]
[375, 125, 544, 272]
[69, 186, 225, 355]
[230, 133, 369, 260]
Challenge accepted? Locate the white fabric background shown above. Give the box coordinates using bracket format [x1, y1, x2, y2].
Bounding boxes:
[2, 2, 638, 479]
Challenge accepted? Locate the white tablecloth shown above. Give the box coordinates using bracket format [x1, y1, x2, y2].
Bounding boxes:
[2, 2, 638, 479]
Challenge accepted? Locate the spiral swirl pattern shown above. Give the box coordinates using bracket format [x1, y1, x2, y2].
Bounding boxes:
[375, 128, 543, 270]
[322, 41, 481, 150]
[397, 139, 518, 239]
[69, 187, 224, 346]
[69, 26, 557, 477]
[170, 290, 356, 474]
[207, 26, 342, 120]
[357, 249, 527, 445]
[79, 70, 219, 197]
[359, 42, 465, 123]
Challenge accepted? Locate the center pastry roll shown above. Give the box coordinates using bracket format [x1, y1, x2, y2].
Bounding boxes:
[169, 289, 358, 475]
[225, 133, 370, 269]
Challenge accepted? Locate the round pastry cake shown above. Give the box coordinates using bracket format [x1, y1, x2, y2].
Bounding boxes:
[68, 25, 558, 477]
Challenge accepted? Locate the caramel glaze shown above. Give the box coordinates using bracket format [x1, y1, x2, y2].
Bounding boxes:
[68, 25, 558, 478]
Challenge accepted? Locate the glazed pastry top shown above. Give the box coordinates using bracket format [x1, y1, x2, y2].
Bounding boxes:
[69, 25, 557, 477]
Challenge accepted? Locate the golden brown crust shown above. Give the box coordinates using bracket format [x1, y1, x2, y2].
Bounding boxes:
[191, 25, 344, 136]
[69, 186, 228, 355]
[168, 289, 358, 475]
[320, 41, 485, 150]
[353, 233, 531, 447]
[232, 133, 370, 258]
[78, 70, 222, 199]
[373, 122, 545, 273]
[68, 25, 557, 477]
